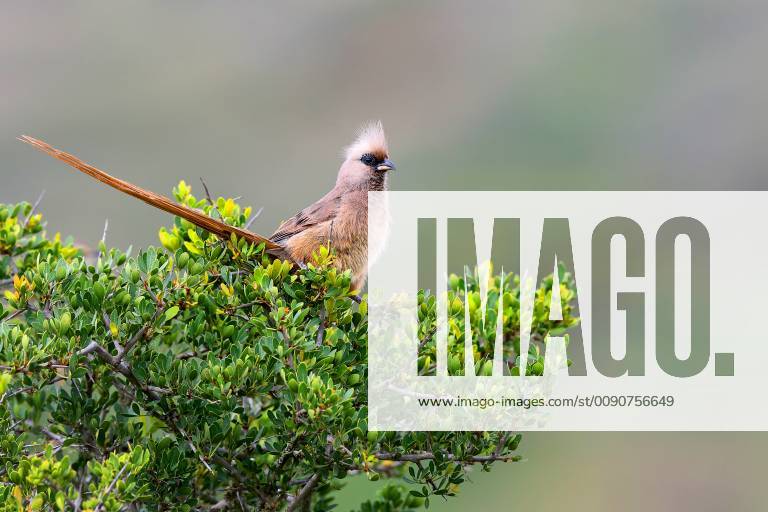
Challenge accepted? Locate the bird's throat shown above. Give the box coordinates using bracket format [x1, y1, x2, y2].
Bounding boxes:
[368, 171, 388, 192]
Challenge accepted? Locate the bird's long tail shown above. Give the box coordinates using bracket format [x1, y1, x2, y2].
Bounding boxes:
[19, 136, 281, 251]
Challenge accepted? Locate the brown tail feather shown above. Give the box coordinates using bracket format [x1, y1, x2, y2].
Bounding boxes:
[19, 135, 281, 251]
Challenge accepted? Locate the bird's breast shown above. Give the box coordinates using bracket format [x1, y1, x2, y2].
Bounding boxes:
[366, 191, 390, 269]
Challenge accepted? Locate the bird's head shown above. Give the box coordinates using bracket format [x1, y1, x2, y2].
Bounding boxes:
[337, 121, 395, 190]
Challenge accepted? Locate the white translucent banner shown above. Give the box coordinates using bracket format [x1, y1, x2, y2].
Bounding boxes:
[367, 191, 767, 431]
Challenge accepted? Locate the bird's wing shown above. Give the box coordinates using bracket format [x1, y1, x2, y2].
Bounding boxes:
[270, 189, 341, 244]
[19, 136, 281, 251]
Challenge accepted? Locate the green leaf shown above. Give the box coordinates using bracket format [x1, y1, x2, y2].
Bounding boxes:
[164, 305, 180, 322]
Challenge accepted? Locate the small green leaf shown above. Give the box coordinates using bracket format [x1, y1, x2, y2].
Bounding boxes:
[165, 306, 180, 322]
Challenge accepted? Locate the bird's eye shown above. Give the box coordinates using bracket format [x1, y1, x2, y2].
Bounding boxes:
[360, 153, 376, 166]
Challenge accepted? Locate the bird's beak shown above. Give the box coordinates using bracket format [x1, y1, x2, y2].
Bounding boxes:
[376, 159, 396, 172]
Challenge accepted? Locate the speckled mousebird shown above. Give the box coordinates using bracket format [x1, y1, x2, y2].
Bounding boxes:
[20, 122, 394, 291]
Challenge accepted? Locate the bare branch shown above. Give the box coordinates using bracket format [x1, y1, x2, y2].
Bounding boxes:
[286, 473, 319, 512]
[22, 189, 46, 229]
[176, 347, 210, 360]
[211, 453, 270, 504]
[77, 340, 169, 400]
[199, 177, 223, 220]
[41, 427, 64, 444]
[116, 321, 149, 362]
[415, 460, 438, 493]
[210, 500, 228, 510]
[373, 451, 520, 464]
[115, 304, 164, 364]
[0, 375, 66, 404]
[494, 432, 510, 458]
[94, 462, 128, 512]
[244, 206, 264, 230]
[316, 308, 327, 347]
[98, 218, 110, 259]
[77, 340, 111, 358]
[4, 307, 28, 322]
[101, 218, 109, 244]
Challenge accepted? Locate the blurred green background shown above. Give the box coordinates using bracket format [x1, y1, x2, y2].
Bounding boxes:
[2, 1, 767, 509]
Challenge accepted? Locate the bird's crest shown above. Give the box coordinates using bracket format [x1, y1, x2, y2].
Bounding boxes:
[344, 121, 388, 161]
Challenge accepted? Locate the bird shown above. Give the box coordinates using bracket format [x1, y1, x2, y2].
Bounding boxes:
[19, 122, 395, 292]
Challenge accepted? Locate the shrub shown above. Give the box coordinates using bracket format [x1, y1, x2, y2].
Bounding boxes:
[0, 184, 577, 510]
